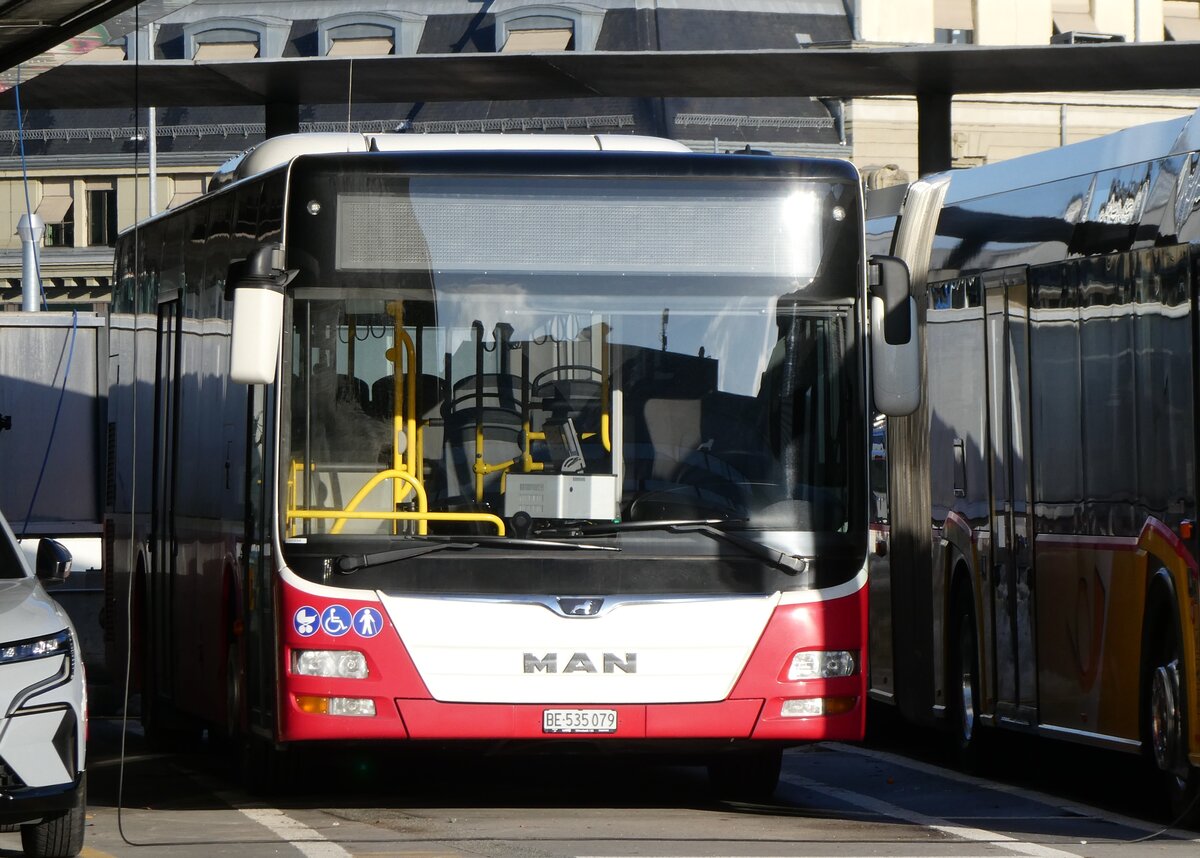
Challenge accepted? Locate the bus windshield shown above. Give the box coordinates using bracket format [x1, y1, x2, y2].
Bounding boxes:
[283, 169, 863, 552]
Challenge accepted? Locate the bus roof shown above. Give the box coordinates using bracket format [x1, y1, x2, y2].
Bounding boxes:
[209, 131, 691, 190]
[939, 108, 1199, 206]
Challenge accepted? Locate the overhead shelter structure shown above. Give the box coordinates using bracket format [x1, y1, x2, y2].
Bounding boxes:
[0, 1, 189, 91]
[3, 38, 1200, 175]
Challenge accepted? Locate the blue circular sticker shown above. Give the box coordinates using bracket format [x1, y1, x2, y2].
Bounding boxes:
[353, 607, 383, 638]
[293, 606, 319, 637]
[320, 604, 352, 637]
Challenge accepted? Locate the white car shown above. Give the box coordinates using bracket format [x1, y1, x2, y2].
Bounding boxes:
[0, 511, 87, 858]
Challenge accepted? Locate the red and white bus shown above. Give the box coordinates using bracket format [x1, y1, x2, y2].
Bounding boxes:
[104, 132, 917, 795]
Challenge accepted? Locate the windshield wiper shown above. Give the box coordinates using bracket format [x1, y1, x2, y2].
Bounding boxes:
[668, 523, 809, 577]
[540, 519, 807, 577]
[537, 518, 739, 537]
[336, 534, 618, 574]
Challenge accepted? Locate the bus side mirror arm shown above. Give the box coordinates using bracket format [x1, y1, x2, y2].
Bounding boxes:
[228, 243, 297, 385]
[869, 255, 921, 416]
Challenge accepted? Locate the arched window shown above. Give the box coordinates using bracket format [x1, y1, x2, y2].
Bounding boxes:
[493, 4, 603, 52]
[318, 13, 425, 57]
[185, 17, 289, 60]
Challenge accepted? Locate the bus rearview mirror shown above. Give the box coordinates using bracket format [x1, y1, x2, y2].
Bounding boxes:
[869, 255, 920, 416]
[228, 244, 295, 385]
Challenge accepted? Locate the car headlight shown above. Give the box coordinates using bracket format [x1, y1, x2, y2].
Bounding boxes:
[0, 629, 72, 665]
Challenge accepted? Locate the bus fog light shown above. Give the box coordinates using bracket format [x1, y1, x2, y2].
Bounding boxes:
[788, 650, 856, 680]
[296, 695, 376, 717]
[294, 649, 369, 679]
[781, 698, 825, 717]
[328, 697, 375, 717]
[781, 697, 856, 717]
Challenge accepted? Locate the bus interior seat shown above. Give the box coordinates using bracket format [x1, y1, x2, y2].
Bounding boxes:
[336, 374, 370, 411]
[371, 372, 445, 419]
[441, 373, 527, 503]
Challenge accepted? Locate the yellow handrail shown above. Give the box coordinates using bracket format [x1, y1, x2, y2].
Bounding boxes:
[329, 468, 426, 534]
[289, 466, 505, 536]
[291, 508, 505, 535]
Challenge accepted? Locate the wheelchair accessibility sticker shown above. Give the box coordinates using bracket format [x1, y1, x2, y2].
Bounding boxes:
[294, 606, 319, 637]
[321, 604, 353, 637]
[354, 607, 383, 637]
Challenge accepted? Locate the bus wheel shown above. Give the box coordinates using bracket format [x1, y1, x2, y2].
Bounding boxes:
[225, 639, 243, 745]
[1146, 623, 1200, 825]
[707, 746, 783, 801]
[241, 734, 297, 796]
[948, 587, 986, 771]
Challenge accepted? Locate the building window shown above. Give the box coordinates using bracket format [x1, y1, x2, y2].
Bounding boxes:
[37, 182, 75, 247]
[934, 0, 974, 44]
[194, 28, 260, 59]
[327, 25, 393, 57]
[168, 176, 205, 210]
[318, 13, 424, 58]
[1051, 0, 1100, 38]
[89, 188, 118, 247]
[502, 19, 574, 51]
[1164, 1, 1200, 41]
[493, 5, 603, 52]
[185, 17, 289, 60]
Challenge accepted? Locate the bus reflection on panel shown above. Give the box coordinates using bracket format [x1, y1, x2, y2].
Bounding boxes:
[103, 132, 917, 798]
[868, 108, 1200, 824]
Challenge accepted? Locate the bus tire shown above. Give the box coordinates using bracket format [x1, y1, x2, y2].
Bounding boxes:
[241, 734, 296, 796]
[707, 746, 783, 801]
[1143, 580, 1200, 826]
[948, 585, 987, 771]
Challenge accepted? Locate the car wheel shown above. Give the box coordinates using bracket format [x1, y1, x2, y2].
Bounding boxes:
[20, 771, 85, 858]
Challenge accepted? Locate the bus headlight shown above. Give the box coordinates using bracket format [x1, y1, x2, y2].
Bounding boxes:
[293, 649, 369, 679]
[787, 650, 857, 681]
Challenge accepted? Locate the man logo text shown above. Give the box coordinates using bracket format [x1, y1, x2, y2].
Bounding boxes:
[523, 652, 637, 673]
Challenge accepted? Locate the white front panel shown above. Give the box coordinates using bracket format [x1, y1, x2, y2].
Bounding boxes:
[380, 594, 779, 704]
[0, 708, 71, 787]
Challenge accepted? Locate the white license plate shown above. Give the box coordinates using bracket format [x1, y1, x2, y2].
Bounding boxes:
[542, 708, 618, 734]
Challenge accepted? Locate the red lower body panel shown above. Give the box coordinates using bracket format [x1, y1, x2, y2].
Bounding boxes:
[278, 578, 867, 744]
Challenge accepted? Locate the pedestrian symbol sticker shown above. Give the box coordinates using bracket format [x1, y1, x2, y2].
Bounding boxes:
[354, 607, 383, 638]
[321, 605, 352, 637]
[294, 606, 319, 637]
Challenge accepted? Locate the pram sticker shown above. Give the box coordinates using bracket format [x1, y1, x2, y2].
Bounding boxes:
[294, 606, 319, 637]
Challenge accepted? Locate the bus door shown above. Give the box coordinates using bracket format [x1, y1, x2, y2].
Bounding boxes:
[150, 296, 183, 705]
[243, 381, 276, 740]
[983, 266, 1037, 724]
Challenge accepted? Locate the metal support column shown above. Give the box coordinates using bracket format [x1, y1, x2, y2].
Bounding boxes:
[265, 101, 300, 138]
[917, 90, 952, 177]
